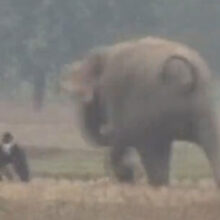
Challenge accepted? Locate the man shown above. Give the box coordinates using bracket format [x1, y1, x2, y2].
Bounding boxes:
[0, 132, 30, 182]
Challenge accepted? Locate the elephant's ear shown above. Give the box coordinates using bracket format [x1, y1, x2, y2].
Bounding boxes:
[60, 61, 82, 93]
[75, 52, 105, 102]
[60, 52, 105, 102]
[83, 52, 105, 81]
[160, 55, 197, 94]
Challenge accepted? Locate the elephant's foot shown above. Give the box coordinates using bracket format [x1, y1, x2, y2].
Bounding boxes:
[110, 147, 135, 183]
[147, 168, 169, 187]
[112, 165, 134, 183]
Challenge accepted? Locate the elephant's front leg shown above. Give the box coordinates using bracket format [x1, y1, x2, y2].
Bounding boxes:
[110, 146, 135, 183]
[137, 137, 172, 187]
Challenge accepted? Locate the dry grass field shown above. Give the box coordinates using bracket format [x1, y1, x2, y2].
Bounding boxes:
[0, 179, 219, 220]
[0, 99, 219, 220]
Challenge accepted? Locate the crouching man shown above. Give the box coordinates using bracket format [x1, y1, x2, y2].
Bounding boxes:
[0, 132, 30, 182]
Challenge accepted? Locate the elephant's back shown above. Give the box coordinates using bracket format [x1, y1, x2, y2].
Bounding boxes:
[101, 36, 211, 93]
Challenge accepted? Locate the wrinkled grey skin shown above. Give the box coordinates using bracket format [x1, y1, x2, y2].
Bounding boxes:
[63, 37, 220, 187]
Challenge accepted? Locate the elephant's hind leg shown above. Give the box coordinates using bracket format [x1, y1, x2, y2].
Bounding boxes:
[137, 137, 172, 187]
[194, 113, 220, 187]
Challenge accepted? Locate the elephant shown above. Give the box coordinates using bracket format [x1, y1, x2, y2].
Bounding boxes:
[61, 36, 220, 187]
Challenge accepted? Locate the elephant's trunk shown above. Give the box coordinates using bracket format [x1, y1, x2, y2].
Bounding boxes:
[80, 91, 110, 147]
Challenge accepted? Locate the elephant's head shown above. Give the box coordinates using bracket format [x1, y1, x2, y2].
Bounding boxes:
[60, 51, 105, 103]
[60, 51, 110, 147]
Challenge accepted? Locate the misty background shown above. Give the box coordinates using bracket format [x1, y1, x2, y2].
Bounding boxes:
[0, 0, 219, 109]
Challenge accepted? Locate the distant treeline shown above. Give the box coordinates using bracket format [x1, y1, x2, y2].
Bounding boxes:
[0, 0, 219, 106]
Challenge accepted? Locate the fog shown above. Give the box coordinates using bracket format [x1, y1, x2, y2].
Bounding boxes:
[0, 0, 219, 108]
[0, 1, 220, 219]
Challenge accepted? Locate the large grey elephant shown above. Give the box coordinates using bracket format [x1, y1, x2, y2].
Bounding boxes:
[61, 36, 220, 187]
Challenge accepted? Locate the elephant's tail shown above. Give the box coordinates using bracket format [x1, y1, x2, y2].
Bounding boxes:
[160, 54, 198, 94]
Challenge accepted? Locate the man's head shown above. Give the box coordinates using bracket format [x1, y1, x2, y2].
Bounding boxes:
[2, 132, 13, 144]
